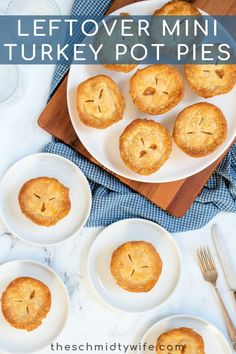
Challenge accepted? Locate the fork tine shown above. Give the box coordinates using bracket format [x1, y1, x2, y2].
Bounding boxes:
[205, 245, 212, 269]
[202, 245, 211, 271]
[199, 248, 206, 272]
[200, 245, 209, 271]
[205, 245, 213, 271]
[206, 246, 215, 269]
[196, 248, 202, 270]
[196, 247, 205, 273]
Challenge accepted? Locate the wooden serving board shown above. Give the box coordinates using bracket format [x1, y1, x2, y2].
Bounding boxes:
[38, 0, 235, 217]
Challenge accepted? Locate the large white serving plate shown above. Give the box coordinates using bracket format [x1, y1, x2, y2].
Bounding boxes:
[67, 0, 236, 183]
[138, 314, 232, 354]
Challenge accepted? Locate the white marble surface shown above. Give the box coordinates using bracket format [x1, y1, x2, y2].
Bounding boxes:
[0, 215, 236, 354]
[0, 1, 236, 353]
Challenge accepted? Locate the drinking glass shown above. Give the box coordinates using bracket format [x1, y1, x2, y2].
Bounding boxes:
[6, 0, 61, 15]
[0, 65, 23, 106]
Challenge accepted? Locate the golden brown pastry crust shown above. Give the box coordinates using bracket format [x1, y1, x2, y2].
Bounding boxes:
[1, 277, 51, 331]
[153, 0, 201, 16]
[156, 327, 205, 354]
[76, 75, 125, 128]
[130, 65, 184, 115]
[110, 241, 162, 292]
[18, 177, 71, 226]
[102, 64, 137, 73]
[120, 119, 172, 175]
[173, 102, 227, 157]
[185, 64, 236, 98]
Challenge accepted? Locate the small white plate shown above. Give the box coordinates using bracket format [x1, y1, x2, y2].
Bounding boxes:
[138, 314, 232, 354]
[67, 0, 236, 183]
[0, 153, 92, 246]
[88, 218, 181, 312]
[0, 260, 69, 354]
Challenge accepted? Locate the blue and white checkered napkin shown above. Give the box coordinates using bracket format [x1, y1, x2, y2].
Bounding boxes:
[43, 0, 236, 232]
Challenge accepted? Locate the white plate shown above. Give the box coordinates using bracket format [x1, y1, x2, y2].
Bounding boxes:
[67, 0, 236, 183]
[0, 153, 92, 246]
[138, 314, 232, 354]
[0, 260, 69, 354]
[87, 218, 181, 312]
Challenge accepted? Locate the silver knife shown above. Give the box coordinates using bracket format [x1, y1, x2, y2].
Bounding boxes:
[212, 223, 236, 302]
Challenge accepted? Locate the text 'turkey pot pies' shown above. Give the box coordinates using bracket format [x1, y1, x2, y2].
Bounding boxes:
[130, 65, 184, 115]
[156, 327, 205, 354]
[110, 241, 163, 293]
[18, 177, 71, 226]
[185, 64, 236, 98]
[1, 277, 51, 331]
[119, 119, 172, 175]
[173, 102, 227, 157]
[76, 75, 125, 128]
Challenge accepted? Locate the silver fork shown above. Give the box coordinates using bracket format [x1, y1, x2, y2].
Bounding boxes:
[197, 245, 236, 351]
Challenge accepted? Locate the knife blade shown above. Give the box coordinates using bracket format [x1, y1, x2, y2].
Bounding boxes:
[212, 223, 236, 301]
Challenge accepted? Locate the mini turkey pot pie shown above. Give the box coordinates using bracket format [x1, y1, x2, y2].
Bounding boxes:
[153, 0, 201, 16]
[1, 277, 51, 331]
[18, 177, 71, 226]
[103, 64, 137, 73]
[130, 65, 184, 115]
[110, 241, 163, 293]
[156, 327, 205, 354]
[99, 13, 138, 73]
[185, 64, 236, 98]
[173, 102, 227, 157]
[120, 119, 172, 175]
[76, 75, 125, 128]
